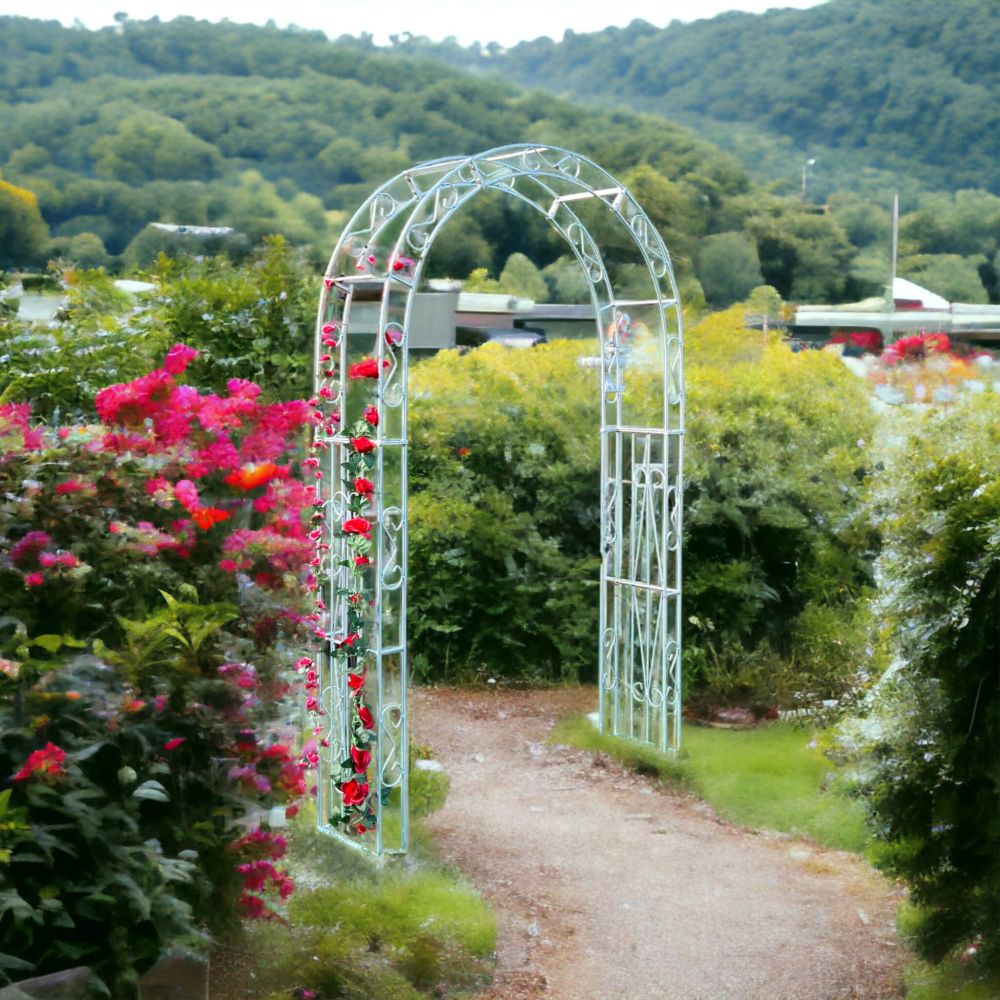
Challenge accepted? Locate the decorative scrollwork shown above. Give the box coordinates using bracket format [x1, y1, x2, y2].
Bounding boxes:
[381, 507, 403, 591]
[602, 479, 617, 565]
[565, 220, 605, 284]
[554, 152, 582, 178]
[382, 328, 405, 408]
[665, 485, 680, 552]
[369, 191, 398, 229]
[601, 626, 618, 688]
[378, 703, 404, 788]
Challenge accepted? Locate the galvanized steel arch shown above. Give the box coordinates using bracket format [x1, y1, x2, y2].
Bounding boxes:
[310, 144, 684, 857]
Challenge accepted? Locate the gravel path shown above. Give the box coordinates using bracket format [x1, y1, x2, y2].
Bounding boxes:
[410, 686, 905, 1000]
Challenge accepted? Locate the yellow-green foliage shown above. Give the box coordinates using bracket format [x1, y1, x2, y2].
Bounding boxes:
[0, 177, 50, 268]
[407, 310, 876, 702]
[408, 340, 601, 681]
[680, 307, 877, 704]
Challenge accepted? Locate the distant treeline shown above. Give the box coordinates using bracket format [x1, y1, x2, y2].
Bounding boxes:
[384, 0, 1000, 201]
[0, 14, 998, 308]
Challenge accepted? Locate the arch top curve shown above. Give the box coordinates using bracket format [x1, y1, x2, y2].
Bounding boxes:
[321, 143, 677, 299]
[310, 144, 684, 857]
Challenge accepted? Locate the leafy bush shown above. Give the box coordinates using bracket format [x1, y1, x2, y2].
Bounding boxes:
[409, 340, 601, 682]
[408, 309, 876, 705]
[0, 240, 316, 423]
[0, 268, 168, 421]
[682, 308, 877, 706]
[0, 348, 315, 992]
[837, 394, 1000, 970]
[141, 237, 317, 400]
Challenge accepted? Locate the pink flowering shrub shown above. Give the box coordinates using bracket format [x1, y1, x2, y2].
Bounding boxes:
[0, 346, 319, 988]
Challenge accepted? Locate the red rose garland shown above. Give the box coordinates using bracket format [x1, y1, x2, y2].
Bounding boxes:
[303, 302, 402, 835]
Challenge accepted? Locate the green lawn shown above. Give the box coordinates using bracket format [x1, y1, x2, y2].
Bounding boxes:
[550, 716, 869, 852]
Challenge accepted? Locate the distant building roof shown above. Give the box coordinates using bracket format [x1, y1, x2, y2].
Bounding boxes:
[114, 279, 156, 294]
[793, 278, 1000, 343]
[892, 277, 949, 310]
[456, 291, 534, 313]
[150, 224, 235, 236]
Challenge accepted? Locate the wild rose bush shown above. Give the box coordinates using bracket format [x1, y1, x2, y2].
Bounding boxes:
[0, 347, 316, 993]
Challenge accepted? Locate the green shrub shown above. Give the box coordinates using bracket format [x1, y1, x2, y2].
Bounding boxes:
[838, 394, 1000, 970]
[141, 236, 317, 400]
[681, 308, 877, 706]
[0, 269, 169, 421]
[0, 240, 316, 422]
[409, 308, 876, 703]
[409, 340, 601, 682]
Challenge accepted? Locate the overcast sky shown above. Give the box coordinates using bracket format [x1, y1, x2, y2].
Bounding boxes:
[0, 0, 826, 47]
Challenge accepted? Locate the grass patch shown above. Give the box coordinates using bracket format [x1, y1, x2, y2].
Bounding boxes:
[551, 715, 869, 853]
[903, 959, 1000, 999]
[289, 872, 496, 959]
[247, 816, 496, 1000]
[242, 738, 491, 1000]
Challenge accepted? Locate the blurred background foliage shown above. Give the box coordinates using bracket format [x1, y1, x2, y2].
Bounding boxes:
[1, 7, 998, 307]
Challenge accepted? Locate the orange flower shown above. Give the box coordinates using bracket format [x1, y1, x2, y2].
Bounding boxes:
[192, 507, 231, 530]
[224, 462, 279, 491]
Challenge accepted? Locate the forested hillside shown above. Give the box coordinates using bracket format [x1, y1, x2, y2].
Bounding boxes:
[1, 14, 998, 308]
[387, 0, 1000, 200]
[0, 16, 744, 271]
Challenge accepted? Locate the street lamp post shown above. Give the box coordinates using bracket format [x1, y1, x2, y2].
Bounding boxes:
[801, 157, 817, 201]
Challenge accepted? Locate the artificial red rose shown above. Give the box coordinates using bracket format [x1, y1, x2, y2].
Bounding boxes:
[351, 745, 371, 772]
[385, 327, 404, 347]
[357, 705, 375, 729]
[353, 477, 374, 498]
[342, 517, 372, 538]
[347, 673, 365, 691]
[347, 358, 388, 380]
[362, 404, 379, 426]
[341, 779, 369, 806]
[350, 435, 376, 453]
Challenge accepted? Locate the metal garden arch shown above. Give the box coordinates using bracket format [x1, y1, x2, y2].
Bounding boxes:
[308, 144, 683, 857]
